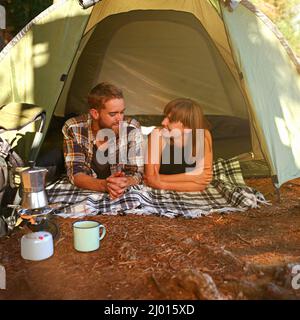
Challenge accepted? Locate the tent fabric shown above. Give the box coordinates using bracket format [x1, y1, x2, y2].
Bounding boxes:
[0, 0, 299, 188]
[208, 0, 221, 13]
[222, 3, 300, 186]
[241, 0, 300, 74]
[65, 10, 248, 118]
[0, 0, 91, 130]
[85, 0, 241, 85]
[0, 103, 44, 130]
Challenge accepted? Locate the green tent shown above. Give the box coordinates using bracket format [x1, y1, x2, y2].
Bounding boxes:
[0, 0, 299, 188]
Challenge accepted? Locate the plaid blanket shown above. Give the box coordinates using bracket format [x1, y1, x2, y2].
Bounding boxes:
[46, 158, 269, 218]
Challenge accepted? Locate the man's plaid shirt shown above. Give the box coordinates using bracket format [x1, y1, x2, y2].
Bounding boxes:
[62, 113, 144, 185]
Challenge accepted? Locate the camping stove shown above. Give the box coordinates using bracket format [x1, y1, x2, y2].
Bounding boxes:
[18, 206, 53, 227]
[9, 162, 59, 238]
[7, 205, 59, 239]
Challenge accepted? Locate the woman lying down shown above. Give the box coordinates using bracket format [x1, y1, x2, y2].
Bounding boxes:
[144, 98, 213, 192]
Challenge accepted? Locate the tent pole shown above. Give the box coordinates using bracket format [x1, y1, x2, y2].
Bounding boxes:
[274, 186, 281, 203]
[272, 175, 281, 203]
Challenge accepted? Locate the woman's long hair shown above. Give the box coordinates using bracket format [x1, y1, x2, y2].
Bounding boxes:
[163, 98, 210, 156]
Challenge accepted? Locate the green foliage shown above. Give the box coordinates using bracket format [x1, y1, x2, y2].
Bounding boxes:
[1, 0, 52, 34]
[252, 0, 300, 56]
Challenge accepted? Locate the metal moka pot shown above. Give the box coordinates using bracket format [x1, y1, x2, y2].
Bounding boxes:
[16, 161, 48, 210]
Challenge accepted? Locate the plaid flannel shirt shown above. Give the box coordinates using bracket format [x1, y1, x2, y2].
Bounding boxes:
[62, 113, 144, 185]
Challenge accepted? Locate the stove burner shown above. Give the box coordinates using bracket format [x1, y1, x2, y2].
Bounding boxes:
[6, 206, 59, 240]
[18, 207, 53, 216]
[18, 207, 53, 225]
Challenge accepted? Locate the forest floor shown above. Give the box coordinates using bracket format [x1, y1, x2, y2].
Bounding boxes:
[0, 177, 300, 300]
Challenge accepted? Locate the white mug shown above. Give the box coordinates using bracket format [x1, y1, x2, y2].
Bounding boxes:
[73, 220, 106, 252]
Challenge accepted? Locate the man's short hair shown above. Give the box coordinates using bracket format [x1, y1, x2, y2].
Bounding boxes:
[87, 82, 123, 109]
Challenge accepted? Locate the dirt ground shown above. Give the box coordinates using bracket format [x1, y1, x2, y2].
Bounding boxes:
[0, 177, 300, 300]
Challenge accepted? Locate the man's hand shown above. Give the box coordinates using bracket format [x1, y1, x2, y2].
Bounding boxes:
[106, 172, 129, 200]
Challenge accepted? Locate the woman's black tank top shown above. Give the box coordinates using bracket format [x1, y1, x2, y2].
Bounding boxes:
[159, 142, 196, 175]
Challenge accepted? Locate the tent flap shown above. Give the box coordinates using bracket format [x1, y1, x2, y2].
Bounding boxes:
[0, 0, 91, 131]
[223, 4, 300, 186]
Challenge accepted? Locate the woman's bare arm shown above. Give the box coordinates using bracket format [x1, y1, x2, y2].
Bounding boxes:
[159, 130, 213, 184]
[144, 130, 213, 191]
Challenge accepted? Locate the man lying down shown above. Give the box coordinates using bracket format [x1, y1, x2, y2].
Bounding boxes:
[62, 82, 144, 200]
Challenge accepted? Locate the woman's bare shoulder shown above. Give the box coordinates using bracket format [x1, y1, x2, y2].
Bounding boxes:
[204, 129, 212, 141]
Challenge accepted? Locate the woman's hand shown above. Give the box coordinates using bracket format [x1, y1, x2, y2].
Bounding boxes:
[191, 171, 213, 186]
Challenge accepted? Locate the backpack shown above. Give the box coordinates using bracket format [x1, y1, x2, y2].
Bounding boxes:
[0, 136, 25, 237]
[0, 136, 24, 209]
